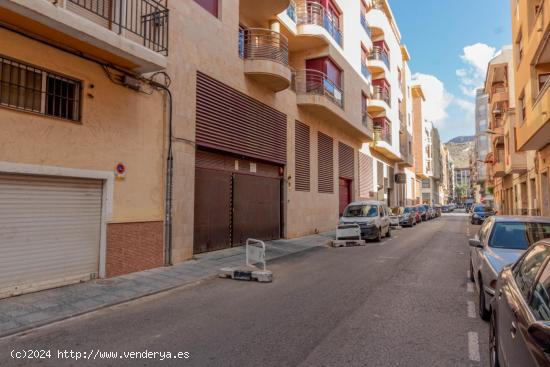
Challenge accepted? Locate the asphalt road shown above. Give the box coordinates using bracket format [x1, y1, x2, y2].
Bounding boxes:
[0, 212, 489, 367]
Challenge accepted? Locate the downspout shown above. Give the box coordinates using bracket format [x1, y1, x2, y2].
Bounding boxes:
[160, 86, 173, 266]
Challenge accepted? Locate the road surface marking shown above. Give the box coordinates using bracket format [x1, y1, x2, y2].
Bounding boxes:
[467, 301, 476, 318]
[467, 283, 474, 293]
[468, 332, 481, 362]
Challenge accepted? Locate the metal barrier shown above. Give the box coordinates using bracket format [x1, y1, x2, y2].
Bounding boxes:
[246, 239, 267, 271]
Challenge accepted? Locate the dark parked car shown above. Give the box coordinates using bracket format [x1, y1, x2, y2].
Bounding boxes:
[409, 206, 422, 224]
[399, 207, 417, 227]
[490, 240, 550, 367]
[442, 205, 451, 213]
[416, 205, 428, 221]
[470, 216, 550, 320]
[471, 204, 496, 225]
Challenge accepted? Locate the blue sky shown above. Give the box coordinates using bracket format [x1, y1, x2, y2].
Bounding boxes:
[391, 0, 512, 142]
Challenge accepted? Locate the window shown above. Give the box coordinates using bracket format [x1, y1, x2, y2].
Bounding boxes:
[539, 73, 550, 93]
[514, 245, 550, 299]
[491, 222, 550, 250]
[530, 258, 550, 321]
[295, 121, 311, 192]
[0, 56, 81, 121]
[422, 179, 431, 189]
[516, 32, 524, 64]
[194, 0, 218, 17]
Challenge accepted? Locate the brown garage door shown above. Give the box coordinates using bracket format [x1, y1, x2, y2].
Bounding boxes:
[233, 174, 281, 245]
[193, 168, 232, 254]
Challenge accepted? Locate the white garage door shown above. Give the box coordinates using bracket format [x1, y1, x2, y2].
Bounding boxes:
[0, 173, 103, 298]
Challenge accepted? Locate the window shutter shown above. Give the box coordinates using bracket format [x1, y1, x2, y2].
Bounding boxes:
[295, 121, 310, 191]
[318, 132, 334, 193]
[359, 152, 373, 198]
[338, 142, 354, 180]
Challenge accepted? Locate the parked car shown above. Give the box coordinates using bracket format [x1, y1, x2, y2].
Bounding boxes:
[442, 205, 451, 213]
[389, 207, 402, 227]
[340, 201, 391, 242]
[399, 207, 417, 227]
[416, 205, 428, 221]
[471, 204, 496, 224]
[469, 216, 550, 320]
[433, 205, 442, 217]
[490, 240, 550, 367]
[409, 206, 422, 224]
[423, 205, 435, 220]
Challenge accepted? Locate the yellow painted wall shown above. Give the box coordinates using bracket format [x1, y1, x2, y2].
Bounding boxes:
[0, 28, 166, 223]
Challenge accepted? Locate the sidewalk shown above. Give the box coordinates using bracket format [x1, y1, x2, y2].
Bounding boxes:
[0, 233, 333, 338]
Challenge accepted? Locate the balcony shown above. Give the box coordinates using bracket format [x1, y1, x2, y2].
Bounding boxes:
[362, 113, 374, 134]
[1, 0, 169, 72]
[240, 0, 290, 24]
[371, 117, 400, 161]
[398, 132, 414, 168]
[368, 85, 391, 113]
[516, 76, 550, 150]
[240, 29, 292, 92]
[490, 84, 508, 104]
[367, 46, 390, 73]
[361, 63, 371, 82]
[294, 1, 343, 48]
[360, 11, 372, 38]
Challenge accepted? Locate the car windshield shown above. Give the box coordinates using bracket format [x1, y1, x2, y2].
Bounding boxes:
[343, 205, 378, 218]
[474, 205, 493, 213]
[489, 222, 550, 250]
[417, 206, 426, 212]
[390, 207, 403, 215]
[403, 207, 412, 213]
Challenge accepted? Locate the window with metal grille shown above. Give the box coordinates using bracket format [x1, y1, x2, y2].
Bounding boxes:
[0, 56, 81, 121]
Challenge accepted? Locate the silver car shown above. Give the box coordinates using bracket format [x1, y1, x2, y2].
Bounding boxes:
[469, 216, 550, 320]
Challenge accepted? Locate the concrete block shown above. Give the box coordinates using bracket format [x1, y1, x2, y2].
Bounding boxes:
[331, 240, 367, 248]
[251, 270, 273, 283]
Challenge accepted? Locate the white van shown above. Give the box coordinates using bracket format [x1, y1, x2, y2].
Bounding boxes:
[339, 201, 391, 241]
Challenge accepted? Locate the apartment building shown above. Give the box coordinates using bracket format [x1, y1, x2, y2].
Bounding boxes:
[484, 46, 535, 214]
[0, 0, 422, 296]
[472, 88, 490, 203]
[0, 0, 169, 296]
[511, 0, 550, 216]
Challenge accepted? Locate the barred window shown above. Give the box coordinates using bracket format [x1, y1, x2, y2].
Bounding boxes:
[0, 56, 81, 121]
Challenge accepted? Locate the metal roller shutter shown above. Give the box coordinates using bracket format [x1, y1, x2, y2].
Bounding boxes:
[196, 72, 287, 165]
[295, 121, 310, 192]
[338, 142, 354, 180]
[359, 152, 374, 198]
[318, 132, 334, 193]
[0, 174, 102, 298]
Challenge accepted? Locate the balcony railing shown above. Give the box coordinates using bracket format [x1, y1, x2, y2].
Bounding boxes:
[239, 29, 289, 65]
[287, 1, 297, 22]
[296, 1, 343, 46]
[67, 0, 169, 55]
[360, 11, 372, 38]
[293, 69, 344, 108]
[373, 120, 392, 145]
[362, 113, 374, 131]
[368, 45, 390, 69]
[361, 63, 371, 81]
[372, 85, 391, 107]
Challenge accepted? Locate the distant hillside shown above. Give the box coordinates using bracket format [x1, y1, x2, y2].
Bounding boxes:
[445, 140, 475, 169]
[446, 136, 475, 144]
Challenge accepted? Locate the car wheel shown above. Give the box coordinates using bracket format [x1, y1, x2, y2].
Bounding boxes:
[489, 311, 500, 367]
[375, 228, 382, 242]
[469, 260, 475, 282]
[478, 277, 490, 321]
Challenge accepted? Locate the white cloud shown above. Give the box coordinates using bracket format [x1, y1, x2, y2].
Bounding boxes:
[411, 73, 475, 134]
[456, 43, 497, 97]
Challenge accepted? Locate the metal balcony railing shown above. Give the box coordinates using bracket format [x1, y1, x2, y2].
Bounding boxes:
[361, 63, 371, 81]
[368, 46, 390, 70]
[296, 1, 343, 46]
[239, 29, 289, 65]
[292, 69, 344, 108]
[67, 0, 169, 55]
[362, 113, 374, 132]
[372, 85, 391, 107]
[373, 120, 392, 145]
[360, 11, 372, 38]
